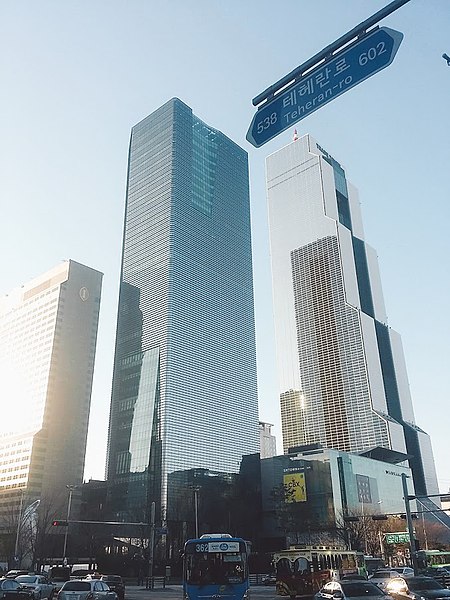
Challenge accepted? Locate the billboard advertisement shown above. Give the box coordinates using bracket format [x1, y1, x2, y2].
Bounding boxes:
[283, 471, 307, 502]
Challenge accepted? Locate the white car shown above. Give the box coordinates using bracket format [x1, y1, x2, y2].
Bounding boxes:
[58, 580, 117, 600]
[315, 579, 395, 600]
[15, 576, 54, 600]
[369, 570, 404, 589]
[391, 568, 414, 577]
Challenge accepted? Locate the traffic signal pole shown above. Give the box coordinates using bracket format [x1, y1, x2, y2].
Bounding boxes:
[401, 473, 419, 574]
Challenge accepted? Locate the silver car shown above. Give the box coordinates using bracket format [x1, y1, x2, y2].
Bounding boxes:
[16, 576, 54, 600]
[58, 580, 117, 600]
[315, 579, 394, 600]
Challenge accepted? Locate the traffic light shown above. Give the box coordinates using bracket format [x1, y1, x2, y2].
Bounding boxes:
[399, 514, 418, 519]
[372, 514, 388, 520]
[343, 516, 360, 522]
[52, 520, 68, 526]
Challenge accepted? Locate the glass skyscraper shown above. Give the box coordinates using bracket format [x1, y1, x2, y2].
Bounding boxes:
[106, 99, 259, 533]
[266, 134, 438, 497]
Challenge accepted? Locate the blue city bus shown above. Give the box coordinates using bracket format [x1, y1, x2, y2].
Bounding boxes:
[183, 533, 250, 600]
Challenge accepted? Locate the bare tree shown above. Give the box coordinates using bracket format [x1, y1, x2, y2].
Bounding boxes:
[0, 490, 28, 567]
[17, 492, 62, 571]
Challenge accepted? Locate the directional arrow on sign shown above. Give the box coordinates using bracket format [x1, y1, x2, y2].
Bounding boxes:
[247, 26, 403, 148]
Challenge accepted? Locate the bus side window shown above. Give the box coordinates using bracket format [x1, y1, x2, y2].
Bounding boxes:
[277, 558, 293, 575]
[294, 557, 309, 574]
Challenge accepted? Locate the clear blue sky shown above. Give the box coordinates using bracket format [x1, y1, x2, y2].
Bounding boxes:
[2, 1, 449, 493]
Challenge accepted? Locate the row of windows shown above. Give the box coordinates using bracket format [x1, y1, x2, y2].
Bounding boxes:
[289, 234, 390, 452]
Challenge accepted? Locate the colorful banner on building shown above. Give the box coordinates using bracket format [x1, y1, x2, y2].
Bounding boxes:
[283, 471, 307, 502]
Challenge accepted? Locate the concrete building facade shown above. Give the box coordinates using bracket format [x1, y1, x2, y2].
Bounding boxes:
[0, 260, 102, 531]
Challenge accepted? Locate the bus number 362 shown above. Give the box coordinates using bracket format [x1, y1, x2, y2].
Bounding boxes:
[257, 112, 277, 134]
[195, 543, 209, 552]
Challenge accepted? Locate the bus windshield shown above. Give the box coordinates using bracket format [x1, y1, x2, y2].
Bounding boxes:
[185, 551, 246, 585]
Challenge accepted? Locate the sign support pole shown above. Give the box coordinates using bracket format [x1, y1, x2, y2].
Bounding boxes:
[401, 474, 419, 575]
[252, 0, 412, 107]
[148, 501, 156, 583]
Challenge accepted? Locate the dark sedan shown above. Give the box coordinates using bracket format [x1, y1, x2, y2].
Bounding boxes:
[315, 579, 393, 600]
[100, 577, 124, 600]
[386, 576, 450, 600]
[0, 578, 33, 600]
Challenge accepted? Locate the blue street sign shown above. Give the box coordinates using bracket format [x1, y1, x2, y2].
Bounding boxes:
[247, 26, 403, 148]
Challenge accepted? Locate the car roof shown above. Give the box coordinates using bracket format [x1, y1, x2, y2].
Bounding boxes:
[390, 575, 446, 585]
[61, 580, 95, 589]
[340, 581, 378, 586]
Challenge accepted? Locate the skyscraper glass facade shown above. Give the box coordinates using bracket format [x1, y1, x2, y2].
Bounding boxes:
[106, 99, 259, 532]
[266, 134, 438, 496]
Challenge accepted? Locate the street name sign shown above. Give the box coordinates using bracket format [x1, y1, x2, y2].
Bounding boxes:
[385, 532, 410, 544]
[247, 26, 403, 147]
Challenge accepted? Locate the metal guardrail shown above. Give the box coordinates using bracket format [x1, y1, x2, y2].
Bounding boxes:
[249, 574, 271, 585]
[145, 576, 166, 589]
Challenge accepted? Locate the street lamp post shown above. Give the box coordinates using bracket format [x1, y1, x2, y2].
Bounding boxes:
[376, 501, 384, 559]
[148, 502, 155, 582]
[63, 485, 78, 564]
[193, 487, 200, 539]
[14, 488, 25, 566]
[361, 500, 368, 555]
[421, 510, 429, 551]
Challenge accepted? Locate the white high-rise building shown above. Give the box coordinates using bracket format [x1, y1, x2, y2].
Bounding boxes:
[266, 134, 438, 497]
[0, 260, 102, 523]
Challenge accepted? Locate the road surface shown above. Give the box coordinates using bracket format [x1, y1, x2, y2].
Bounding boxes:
[125, 583, 279, 599]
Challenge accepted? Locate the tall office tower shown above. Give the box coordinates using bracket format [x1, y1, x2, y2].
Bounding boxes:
[267, 134, 438, 496]
[259, 421, 277, 459]
[106, 98, 259, 529]
[0, 260, 102, 522]
[280, 389, 305, 453]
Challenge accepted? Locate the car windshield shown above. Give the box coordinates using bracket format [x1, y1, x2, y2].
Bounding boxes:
[63, 582, 91, 591]
[341, 583, 386, 597]
[2, 581, 19, 589]
[408, 579, 441, 591]
[102, 577, 121, 583]
[16, 577, 38, 584]
[372, 572, 392, 578]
